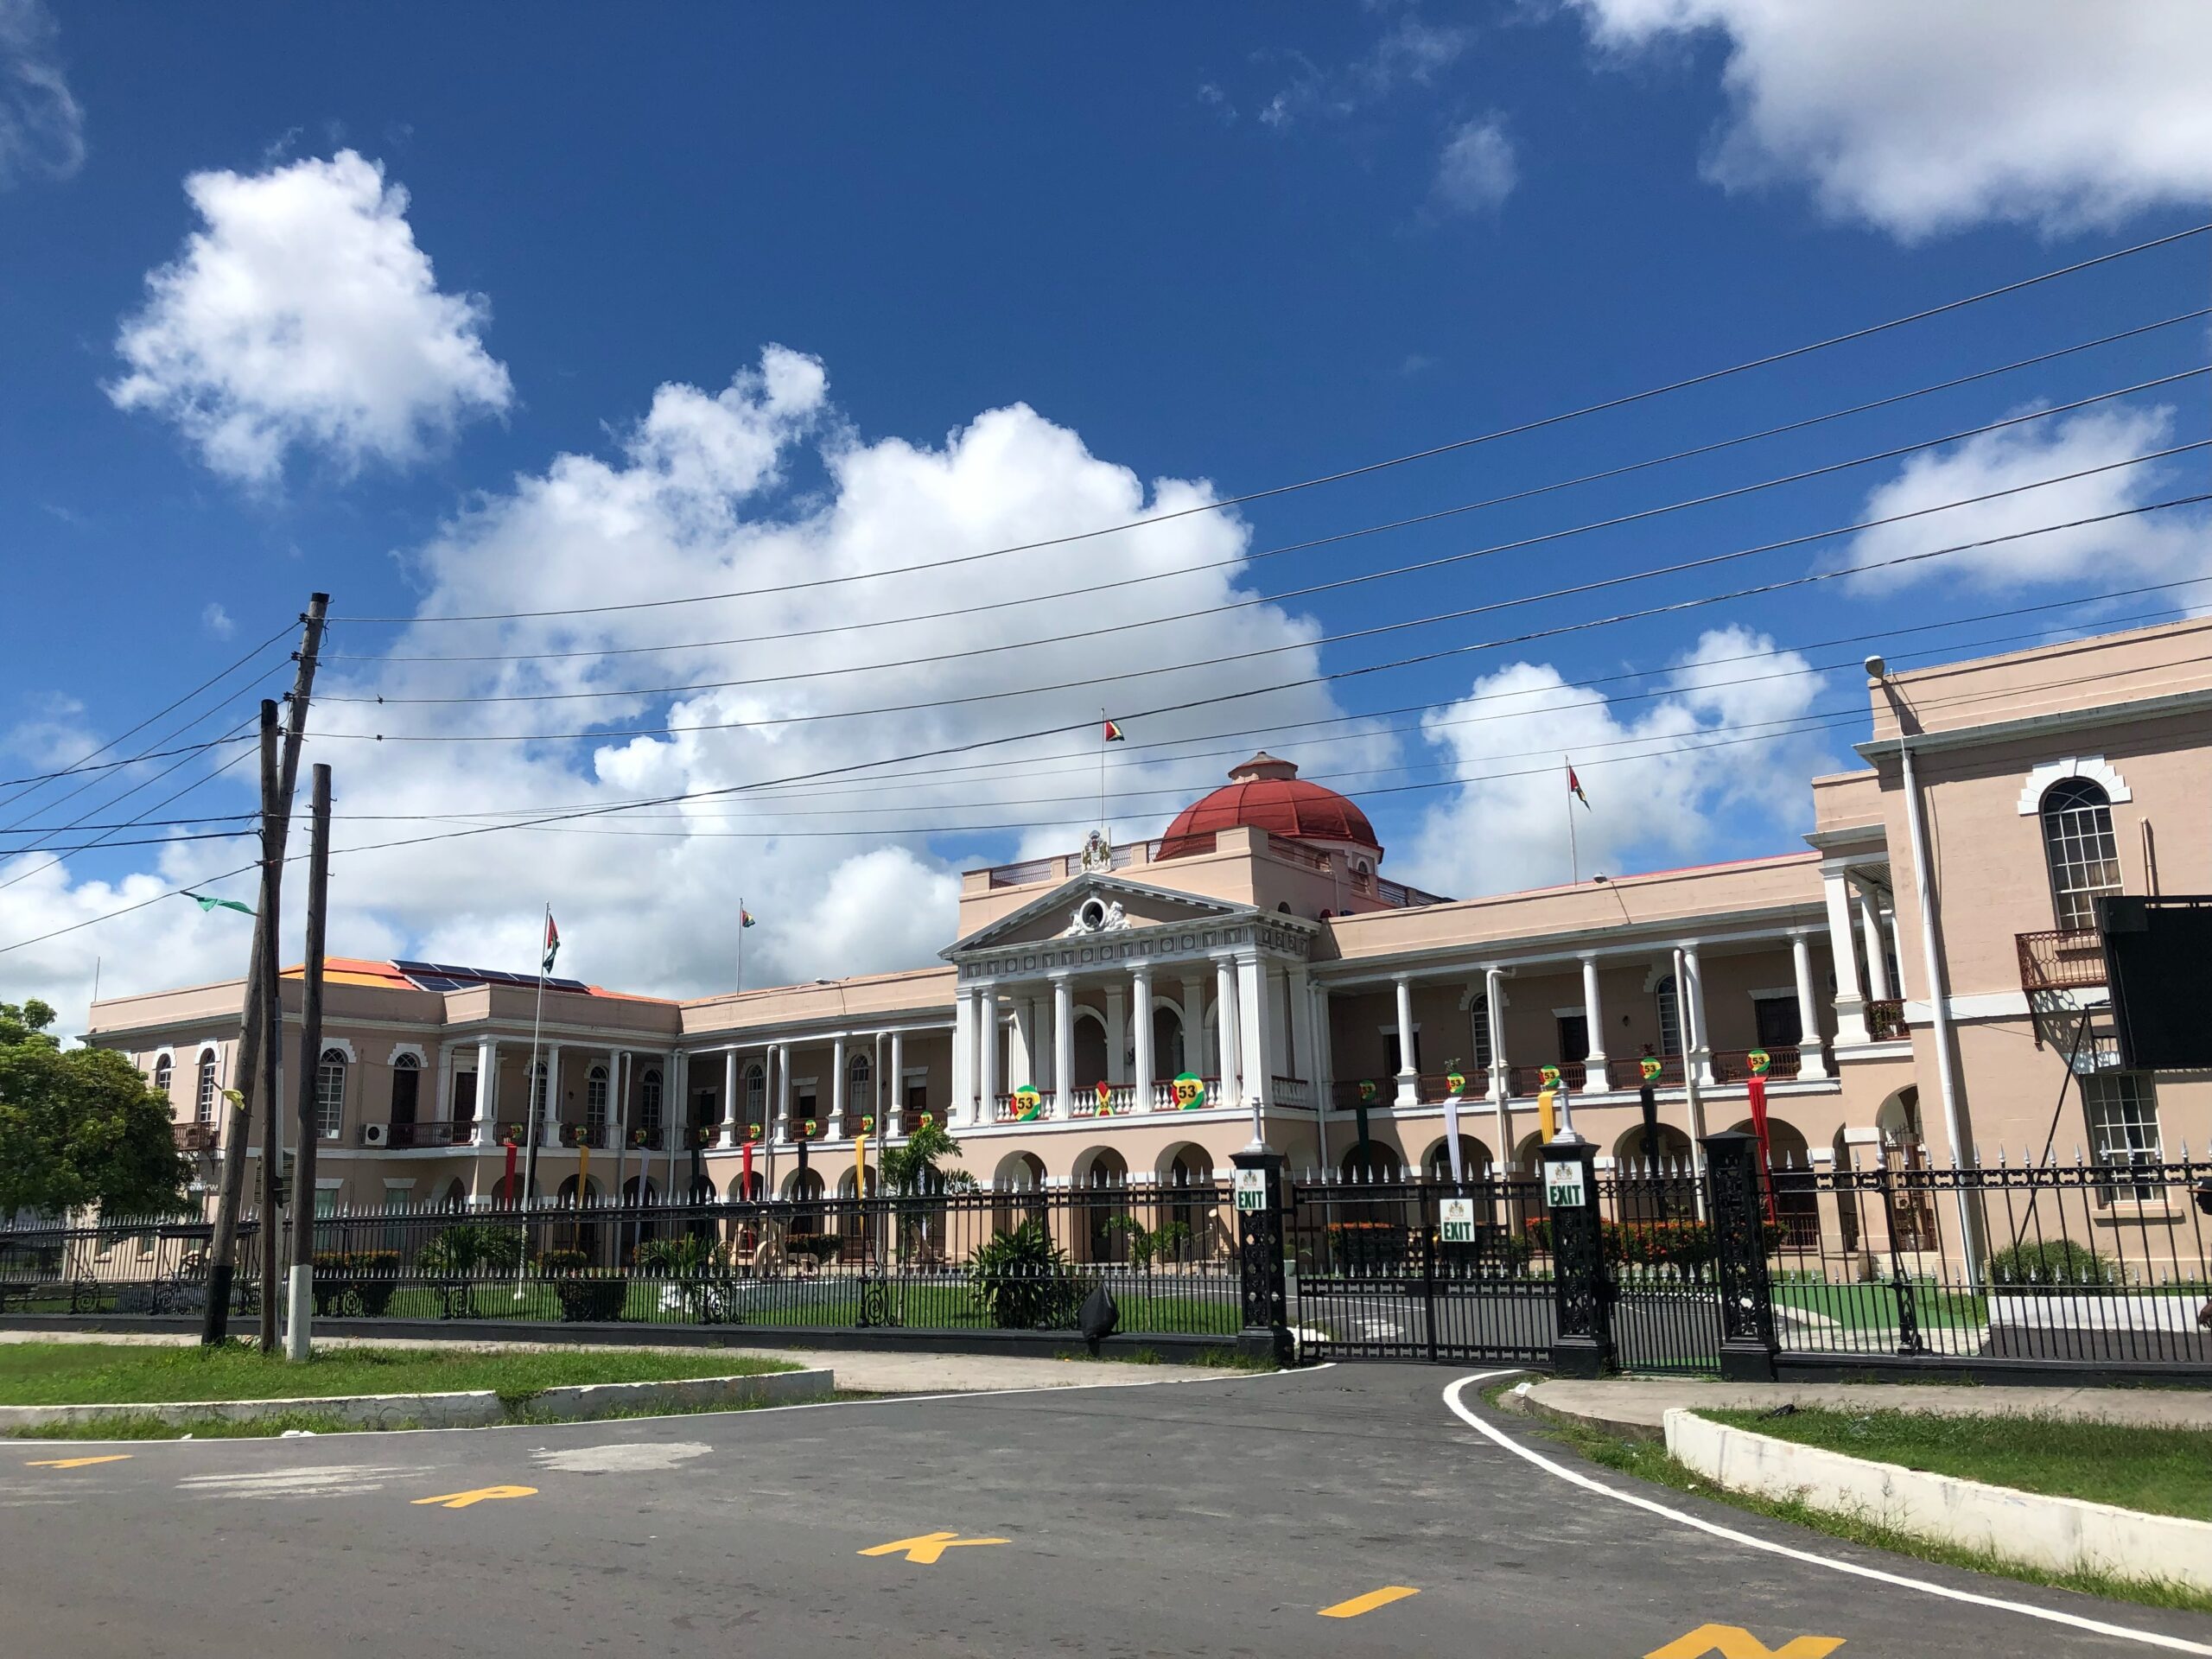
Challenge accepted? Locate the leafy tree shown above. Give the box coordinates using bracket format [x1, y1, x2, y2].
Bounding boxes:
[879, 1120, 976, 1195]
[0, 999, 189, 1219]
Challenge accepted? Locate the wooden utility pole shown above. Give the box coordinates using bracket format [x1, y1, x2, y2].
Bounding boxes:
[201, 593, 329, 1345]
[285, 764, 331, 1362]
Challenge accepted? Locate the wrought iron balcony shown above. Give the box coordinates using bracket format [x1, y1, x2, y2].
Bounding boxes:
[2018, 928, 2107, 994]
[173, 1122, 219, 1153]
[1866, 999, 1908, 1042]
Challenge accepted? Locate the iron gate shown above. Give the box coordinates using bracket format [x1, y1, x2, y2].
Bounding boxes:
[1285, 1171, 1721, 1372]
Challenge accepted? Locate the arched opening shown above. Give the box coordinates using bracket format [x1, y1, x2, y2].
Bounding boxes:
[151, 1054, 172, 1098]
[848, 1050, 874, 1127]
[1611, 1122, 1695, 1176]
[639, 1067, 664, 1138]
[194, 1048, 219, 1124]
[1611, 1122, 1695, 1222]
[315, 1047, 348, 1141]
[1075, 1146, 1128, 1263]
[1652, 976, 1683, 1057]
[553, 1174, 602, 1261]
[994, 1150, 1046, 1190]
[990, 1151, 1047, 1237]
[586, 1065, 610, 1142]
[743, 1062, 766, 1137]
[1872, 1086, 1936, 1250]
[2039, 777, 2121, 931]
[440, 1177, 467, 1210]
[1151, 1003, 1185, 1078]
[1338, 1139, 1397, 1182]
[727, 1170, 764, 1202]
[1071, 1010, 1109, 1092]
[1730, 1116, 1818, 1247]
[1421, 1135, 1491, 1183]
[390, 1051, 421, 1128]
[1158, 1143, 1216, 1263]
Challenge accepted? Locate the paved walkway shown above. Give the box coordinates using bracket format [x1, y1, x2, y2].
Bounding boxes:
[1512, 1375, 2212, 1439]
[0, 1330, 1218, 1395]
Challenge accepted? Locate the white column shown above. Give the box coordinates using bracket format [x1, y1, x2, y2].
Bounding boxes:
[1236, 952, 1272, 1113]
[1009, 996, 1034, 1086]
[1484, 966, 1511, 1167]
[1790, 931, 1830, 1080]
[831, 1033, 848, 1135]
[1579, 955, 1607, 1094]
[1052, 974, 1075, 1118]
[1103, 983, 1127, 1086]
[721, 1052, 739, 1135]
[1822, 868, 1871, 1046]
[774, 1042, 792, 1140]
[1030, 995, 1052, 1089]
[1215, 957, 1240, 1099]
[437, 1042, 457, 1128]
[887, 1029, 905, 1125]
[950, 988, 975, 1124]
[1286, 964, 1313, 1087]
[1268, 968, 1290, 1077]
[1130, 965, 1154, 1109]
[977, 995, 999, 1120]
[1682, 944, 1715, 1086]
[1181, 976, 1205, 1077]
[1857, 885, 1895, 1001]
[543, 1043, 563, 1141]
[1392, 974, 1418, 1106]
[474, 1037, 499, 1146]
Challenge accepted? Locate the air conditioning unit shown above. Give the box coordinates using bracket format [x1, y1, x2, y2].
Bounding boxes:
[360, 1122, 389, 1147]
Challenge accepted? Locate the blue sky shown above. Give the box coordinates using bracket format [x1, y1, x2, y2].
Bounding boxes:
[3, 2, 2210, 1021]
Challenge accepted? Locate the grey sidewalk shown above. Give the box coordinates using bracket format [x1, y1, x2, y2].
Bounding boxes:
[1506, 1374, 2212, 1440]
[0, 1329, 1221, 1395]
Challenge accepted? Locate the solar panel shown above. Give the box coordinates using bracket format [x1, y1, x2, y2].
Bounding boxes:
[391, 959, 595, 995]
[392, 959, 441, 975]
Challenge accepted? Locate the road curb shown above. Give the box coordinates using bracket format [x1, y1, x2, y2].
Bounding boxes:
[1665, 1408, 2212, 1594]
[0, 1366, 835, 1433]
[1493, 1376, 1664, 1442]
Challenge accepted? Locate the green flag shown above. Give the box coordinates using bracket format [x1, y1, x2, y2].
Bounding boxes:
[186, 892, 254, 917]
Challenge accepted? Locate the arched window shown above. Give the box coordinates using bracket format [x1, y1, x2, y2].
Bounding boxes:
[315, 1047, 348, 1139]
[2040, 777, 2121, 931]
[390, 1052, 421, 1126]
[151, 1054, 173, 1098]
[1467, 995, 1494, 1073]
[1653, 976, 1682, 1058]
[744, 1062, 766, 1123]
[640, 1066, 664, 1133]
[194, 1048, 219, 1124]
[586, 1065, 610, 1140]
[848, 1051, 873, 1117]
[529, 1059, 549, 1116]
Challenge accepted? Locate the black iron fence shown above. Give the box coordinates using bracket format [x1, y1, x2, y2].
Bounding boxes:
[1769, 1152, 2212, 1370]
[0, 1183, 1240, 1339]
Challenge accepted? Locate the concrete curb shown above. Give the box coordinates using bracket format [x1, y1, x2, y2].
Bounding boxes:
[1663, 1408, 2212, 1594]
[0, 1366, 834, 1433]
[1495, 1376, 1664, 1442]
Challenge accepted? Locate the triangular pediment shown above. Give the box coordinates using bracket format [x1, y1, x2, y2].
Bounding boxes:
[946, 873, 1249, 957]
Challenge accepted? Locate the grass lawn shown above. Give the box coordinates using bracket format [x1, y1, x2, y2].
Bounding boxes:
[1702, 1406, 2212, 1522]
[1493, 1386, 2212, 1616]
[0, 1342, 797, 1408]
[1770, 1281, 1986, 1332]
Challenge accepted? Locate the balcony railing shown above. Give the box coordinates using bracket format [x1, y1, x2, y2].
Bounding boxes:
[1272, 1076, 1312, 1108]
[173, 1122, 219, 1153]
[1866, 999, 1908, 1042]
[1506, 1062, 1586, 1095]
[1710, 1044, 1808, 1083]
[2018, 928, 2108, 993]
[361, 1120, 475, 1149]
[1605, 1056, 1683, 1090]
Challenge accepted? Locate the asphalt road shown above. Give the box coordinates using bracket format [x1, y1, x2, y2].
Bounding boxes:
[2, 1364, 2208, 1657]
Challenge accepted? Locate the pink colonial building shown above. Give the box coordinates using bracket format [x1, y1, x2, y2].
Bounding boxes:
[90, 618, 2210, 1211]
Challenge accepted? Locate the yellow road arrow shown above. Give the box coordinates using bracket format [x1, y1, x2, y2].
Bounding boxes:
[1319, 1586, 1419, 1618]
[1646, 1624, 1845, 1659]
[410, 1484, 538, 1510]
[858, 1531, 1009, 1565]
[26, 1455, 132, 1470]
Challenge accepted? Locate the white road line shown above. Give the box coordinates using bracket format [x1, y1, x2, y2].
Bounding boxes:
[1442, 1374, 2212, 1656]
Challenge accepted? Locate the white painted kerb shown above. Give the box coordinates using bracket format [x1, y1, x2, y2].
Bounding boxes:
[1665, 1408, 2212, 1595]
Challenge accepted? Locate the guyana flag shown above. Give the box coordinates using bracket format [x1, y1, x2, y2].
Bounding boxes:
[542, 911, 561, 972]
[1103, 719, 1125, 742]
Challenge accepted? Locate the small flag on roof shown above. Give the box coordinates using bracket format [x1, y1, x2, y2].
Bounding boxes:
[1103, 719, 1125, 742]
[184, 891, 254, 917]
[542, 911, 560, 972]
[1567, 762, 1590, 809]
[741, 907, 756, 928]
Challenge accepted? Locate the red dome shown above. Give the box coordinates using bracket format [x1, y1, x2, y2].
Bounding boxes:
[1156, 753, 1380, 861]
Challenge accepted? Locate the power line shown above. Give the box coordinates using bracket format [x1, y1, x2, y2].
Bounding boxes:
[311, 465, 2212, 745]
[323, 368, 2211, 709]
[335, 222, 2212, 626]
[326, 308, 2212, 668]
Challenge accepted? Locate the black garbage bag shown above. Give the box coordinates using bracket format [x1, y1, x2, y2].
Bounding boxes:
[1078, 1281, 1119, 1343]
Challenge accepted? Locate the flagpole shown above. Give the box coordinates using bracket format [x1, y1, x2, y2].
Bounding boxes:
[1097, 709, 1107, 837]
[524, 904, 549, 1207]
[1566, 757, 1580, 885]
[736, 895, 745, 994]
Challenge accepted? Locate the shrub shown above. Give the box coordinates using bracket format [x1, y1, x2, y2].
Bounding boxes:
[416, 1223, 524, 1277]
[969, 1220, 1090, 1328]
[1988, 1238, 2120, 1287]
[554, 1278, 627, 1322]
[308, 1248, 403, 1317]
[536, 1248, 590, 1276]
[635, 1235, 728, 1277]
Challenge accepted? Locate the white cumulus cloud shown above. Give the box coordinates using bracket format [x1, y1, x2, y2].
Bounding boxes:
[1570, 0, 2212, 238]
[1401, 626, 1832, 896]
[108, 149, 513, 485]
[6, 346, 1388, 1033]
[0, 0, 83, 188]
[1840, 404, 2209, 592]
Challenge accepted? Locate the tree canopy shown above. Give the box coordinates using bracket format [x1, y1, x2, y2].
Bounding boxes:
[0, 1000, 191, 1219]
